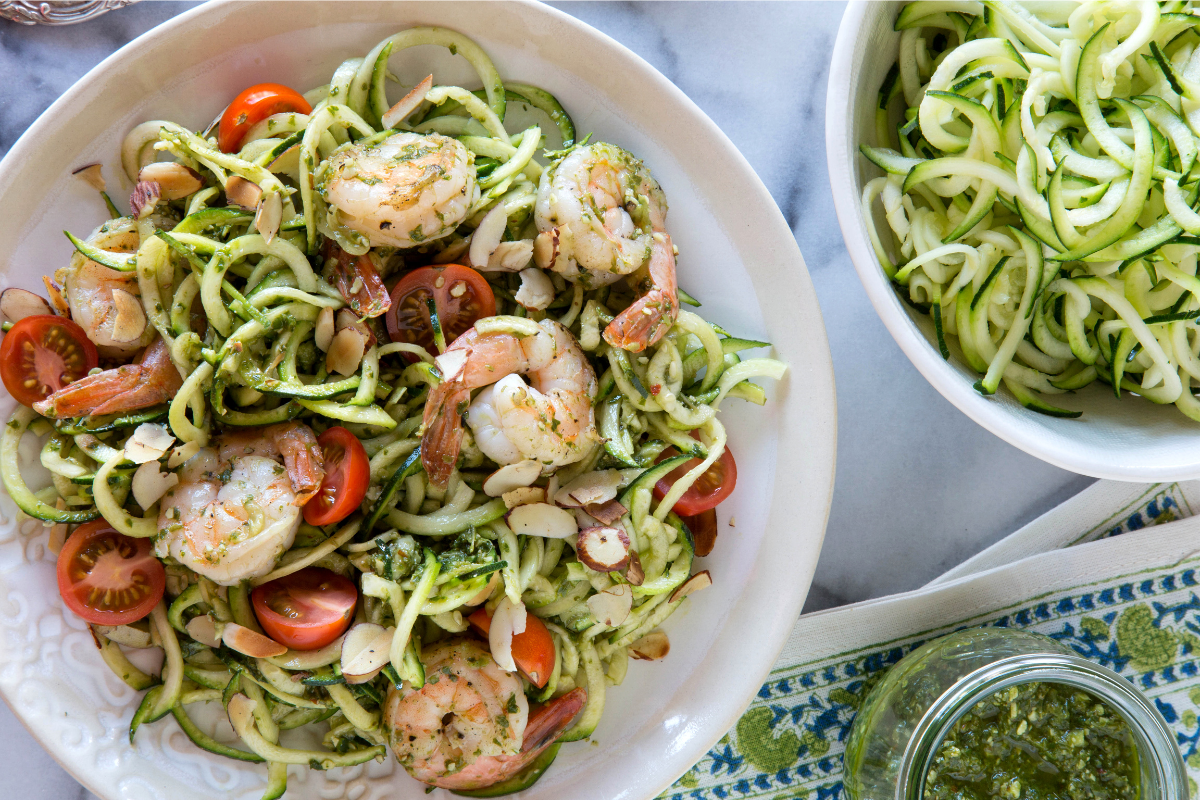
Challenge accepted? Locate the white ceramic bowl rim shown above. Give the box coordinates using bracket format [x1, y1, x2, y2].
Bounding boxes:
[0, 2, 837, 800]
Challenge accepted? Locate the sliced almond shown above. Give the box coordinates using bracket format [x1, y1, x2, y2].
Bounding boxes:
[326, 326, 367, 376]
[314, 306, 335, 352]
[132, 460, 179, 510]
[554, 470, 624, 508]
[381, 74, 434, 129]
[502, 486, 545, 509]
[341, 622, 394, 682]
[625, 550, 645, 586]
[138, 162, 203, 199]
[576, 526, 631, 572]
[488, 596, 527, 673]
[222, 622, 287, 658]
[487, 240, 534, 272]
[255, 191, 282, 245]
[469, 201, 509, 269]
[269, 144, 301, 176]
[585, 499, 627, 526]
[186, 614, 223, 648]
[73, 163, 106, 192]
[506, 503, 578, 539]
[435, 348, 468, 382]
[629, 631, 669, 661]
[109, 288, 146, 343]
[130, 180, 161, 219]
[587, 584, 632, 627]
[483, 460, 543, 497]
[514, 267, 554, 311]
[95, 623, 154, 649]
[669, 570, 712, 604]
[125, 423, 176, 464]
[225, 175, 263, 211]
[466, 572, 500, 607]
[0, 288, 53, 325]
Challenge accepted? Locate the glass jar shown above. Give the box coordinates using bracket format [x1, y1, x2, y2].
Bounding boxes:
[843, 628, 1187, 800]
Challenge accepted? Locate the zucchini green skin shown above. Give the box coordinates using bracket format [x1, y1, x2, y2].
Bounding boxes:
[2, 408, 99, 523]
[172, 207, 252, 235]
[358, 445, 423, 541]
[451, 743, 562, 797]
[171, 704, 265, 763]
[54, 406, 168, 435]
[617, 455, 692, 509]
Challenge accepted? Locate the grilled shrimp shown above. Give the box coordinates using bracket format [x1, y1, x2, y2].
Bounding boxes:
[420, 319, 597, 488]
[320, 131, 478, 249]
[155, 422, 324, 585]
[62, 216, 157, 358]
[33, 336, 181, 419]
[383, 639, 586, 790]
[533, 142, 678, 351]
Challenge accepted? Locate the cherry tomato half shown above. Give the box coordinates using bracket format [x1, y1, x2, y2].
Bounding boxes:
[652, 444, 738, 517]
[251, 568, 357, 651]
[303, 426, 370, 527]
[57, 521, 165, 625]
[0, 315, 98, 408]
[681, 509, 718, 557]
[218, 83, 312, 154]
[385, 265, 495, 355]
[468, 606, 556, 688]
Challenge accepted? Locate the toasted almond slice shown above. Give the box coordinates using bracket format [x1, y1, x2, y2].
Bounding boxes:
[586, 584, 632, 627]
[625, 550, 645, 586]
[42, 277, 70, 317]
[130, 180, 161, 219]
[382, 74, 434, 129]
[486, 240, 534, 272]
[669, 570, 713, 604]
[222, 622, 287, 658]
[483, 460, 543, 497]
[109, 288, 146, 343]
[315, 306, 335, 352]
[0, 288, 53, 324]
[469, 201, 509, 269]
[226, 175, 263, 211]
[514, 267, 554, 311]
[585, 498, 626, 526]
[341, 623, 394, 681]
[326, 326, 367, 376]
[138, 162, 203, 199]
[488, 596, 527, 673]
[132, 460, 179, 510]
[269, 144, 301, 175]
[255, 191, 282, 245]
[167, 439, 203, 469]
[125, 423, 176, 464]
[502, 486, 545, 509]
[466, 572, 501, 607]
[629, 631, 669, 661]
[186, 614, 223, 648]
[576, 526, 631, 572]
[555, 470, 623, 508]
[73, 163, 106, 192]
[506, 503, 578, 539]
[435, 348, 468, 382]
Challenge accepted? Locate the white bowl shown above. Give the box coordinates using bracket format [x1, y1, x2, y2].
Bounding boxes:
[828, 1, 1200, 482]
[0, 2, 837, 800]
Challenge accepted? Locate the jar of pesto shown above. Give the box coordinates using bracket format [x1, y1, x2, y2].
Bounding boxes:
[843, 628, 1186, 800]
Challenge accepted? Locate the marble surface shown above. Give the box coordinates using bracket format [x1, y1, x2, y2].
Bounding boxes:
[0, 2, 1095, 798]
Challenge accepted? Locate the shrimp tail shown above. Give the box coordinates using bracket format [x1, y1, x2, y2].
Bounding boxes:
[602, 233, 678, 353]
[421, 384, 469, 489]
[324, 240, 391, 319]
[33, 337, 181, 418]
[266, 422, 326, 505]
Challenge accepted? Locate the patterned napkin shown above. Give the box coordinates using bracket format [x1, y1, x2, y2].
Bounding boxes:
[662, 481, 1200, 800]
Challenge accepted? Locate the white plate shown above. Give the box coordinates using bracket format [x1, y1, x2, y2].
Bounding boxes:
[828, 0, 1200, 482]
[0, 2, 836, 799]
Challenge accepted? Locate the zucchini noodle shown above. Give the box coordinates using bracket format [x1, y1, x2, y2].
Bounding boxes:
[865, 0, 1200, 420]
[6, 23, 787, 799]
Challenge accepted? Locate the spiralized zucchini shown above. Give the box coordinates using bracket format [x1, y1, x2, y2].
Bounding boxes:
[864, 0, 1200, 419]
[10, 23, 787, 799]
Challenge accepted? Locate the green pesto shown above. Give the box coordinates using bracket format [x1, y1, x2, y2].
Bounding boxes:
[925, 682, 1138, 800]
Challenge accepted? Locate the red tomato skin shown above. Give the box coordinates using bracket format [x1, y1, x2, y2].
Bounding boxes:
[218, 83, 312, 153]
[467, 606, 556, 688]
[385, 264, 496, 353]
[0, 315, 98, 407]
[251, 568, 357, 651]
[303, 427, 370, 527]
[652, 445, 738, 517]
[57, 521, 165, 625]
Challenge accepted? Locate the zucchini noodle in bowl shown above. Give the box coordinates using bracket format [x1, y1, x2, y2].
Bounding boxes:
[835, 0, 1200, 478]
[0, 22, 788, 799]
